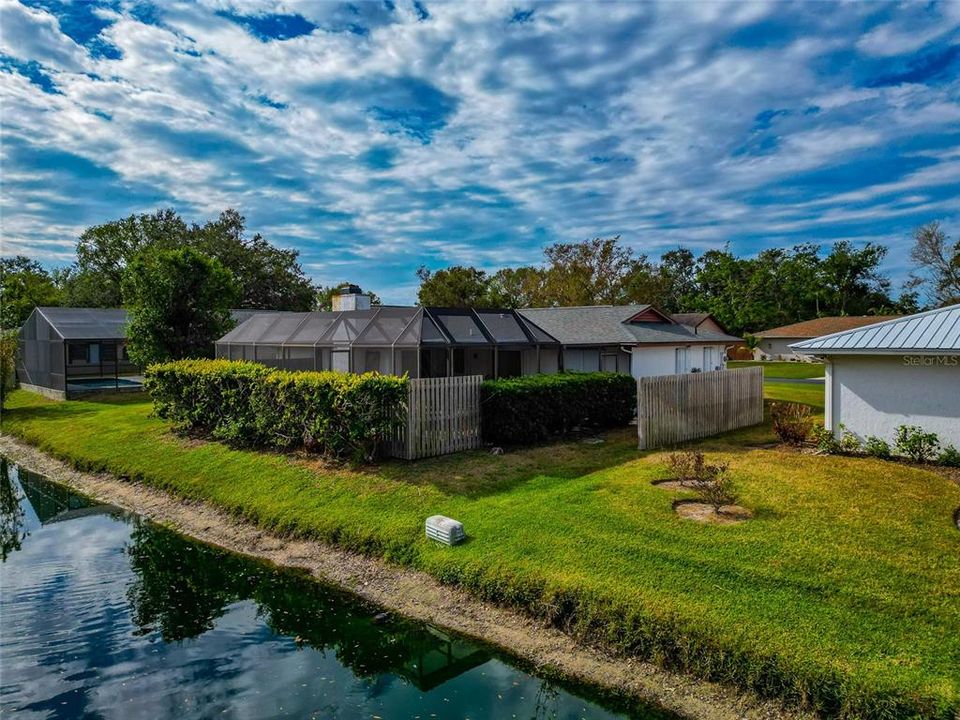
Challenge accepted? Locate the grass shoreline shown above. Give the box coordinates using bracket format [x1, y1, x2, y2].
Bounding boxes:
[3, 389, 958, 719]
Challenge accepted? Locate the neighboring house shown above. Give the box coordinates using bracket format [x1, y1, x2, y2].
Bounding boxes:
[753, 316, 901, 360]
[216, 291, 741, 380]
[670, 312, 730, 337]
[791, 304, 960, 448]
[16, 307, 139, 400]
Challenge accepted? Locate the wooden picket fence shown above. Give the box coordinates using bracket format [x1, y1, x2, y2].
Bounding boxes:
[389, 375, 483, 460]
[636, 367, 764, 449]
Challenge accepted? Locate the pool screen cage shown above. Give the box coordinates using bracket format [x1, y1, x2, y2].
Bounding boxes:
[16, 307, 139, 395]
[214, 306, 560, 379]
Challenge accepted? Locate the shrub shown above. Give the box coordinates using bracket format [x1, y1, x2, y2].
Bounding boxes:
[837, 424, 862, 454]
[770, 402, 812, 445]
[698, 463, 737, 507]
[667, 450, 704, 483]
[937, 444, 960, 468]
[863, 436, 892, 459]
[894, 425, 940, 463]
[481, 372, 635, 445]
[145, 359, 407, 461]
[810, 424, 840, 454]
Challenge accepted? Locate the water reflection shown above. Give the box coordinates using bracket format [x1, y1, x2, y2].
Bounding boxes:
[0, 460, 670, 720]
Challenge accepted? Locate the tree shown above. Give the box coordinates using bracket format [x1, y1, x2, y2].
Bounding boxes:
[0, 256, 61, 329]
[122, 248, 237, 367]
[487, 266, 549, 308]
[541, 236, 636, 306]
[0, 329, 17, 410]
[653, 248, 698, 313]
[416, 265, 493, 307]
[908, 221, 960, 307]
[65, 208, 315, 310]
[315, 282, 382, 311]
[191, 210, 316, 310]
[819, 241, 892, 315]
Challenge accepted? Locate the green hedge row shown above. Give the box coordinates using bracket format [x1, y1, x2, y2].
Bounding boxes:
[480, 372, 635, 445]
[145, 359, 407, 461]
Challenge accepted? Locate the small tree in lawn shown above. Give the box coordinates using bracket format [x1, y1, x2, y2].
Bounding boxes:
[123, 248, 237, 367]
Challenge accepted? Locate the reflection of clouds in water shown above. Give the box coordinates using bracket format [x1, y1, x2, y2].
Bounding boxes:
[2, 470, 628, 720]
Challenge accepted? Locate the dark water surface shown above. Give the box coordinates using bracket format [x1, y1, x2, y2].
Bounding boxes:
[0, 459, 673, 720]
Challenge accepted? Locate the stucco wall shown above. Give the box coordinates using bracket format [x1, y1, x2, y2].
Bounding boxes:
[828, 354, 960, 448]
[756, 337, 814, 360]
[630, 345, 727, 379]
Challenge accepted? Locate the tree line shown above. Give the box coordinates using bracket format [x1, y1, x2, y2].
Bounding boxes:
[1, 208, 956, 346]
[416, 224, 957, 335]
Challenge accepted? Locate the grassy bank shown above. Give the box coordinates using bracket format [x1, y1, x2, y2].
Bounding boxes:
[729, 360, 825, 379]
[3, 389, 958, 718]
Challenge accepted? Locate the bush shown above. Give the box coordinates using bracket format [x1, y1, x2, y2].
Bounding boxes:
[770, 402, 812, 445]
[894, 425, 940, 463]
[837, 424, 862, 454]
[481, 372, 635, 445]
[863, 436, 892, 459]
[937, 444, 960, 468]
[810, 424, 840, 454]
[698, 463, 737, 507]
[145, 359, 407, 461]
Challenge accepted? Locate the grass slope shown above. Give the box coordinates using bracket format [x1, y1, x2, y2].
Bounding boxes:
[729, 361, 826, 379]
[3, 389, 958, 719]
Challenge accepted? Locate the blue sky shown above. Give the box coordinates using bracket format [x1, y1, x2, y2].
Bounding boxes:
[1, 0, 958, 304]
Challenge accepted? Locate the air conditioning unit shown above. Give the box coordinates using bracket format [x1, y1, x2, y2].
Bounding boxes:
[425, 515, 465, 545]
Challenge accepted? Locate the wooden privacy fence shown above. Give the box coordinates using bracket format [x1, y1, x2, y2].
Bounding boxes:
[636, 367, 764, 449]
[389, 375, 483, 460]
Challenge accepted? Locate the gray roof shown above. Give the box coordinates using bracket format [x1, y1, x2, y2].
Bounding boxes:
[35, 307, 129, 340]
[517, 306, 740, 346]
[791, 304, 960, 354]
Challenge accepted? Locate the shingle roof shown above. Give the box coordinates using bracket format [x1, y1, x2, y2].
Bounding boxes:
[756, 315, 901, 339]
[517, 306, 740, 346]
[35, 307, 129, 340]
[791, 304, 960, 354]
[671, 312, 710, 327]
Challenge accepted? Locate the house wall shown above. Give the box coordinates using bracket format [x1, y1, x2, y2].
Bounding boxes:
[828, 354, 960, 448]
[630, 344, 727, 379]
[756, 337, 816, 360]
[562, 347, 630, 374]
[521, 347, 560, 375]
[695, 317, 727, 335]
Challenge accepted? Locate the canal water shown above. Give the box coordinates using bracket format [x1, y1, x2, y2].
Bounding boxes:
[0, 459, 674, 720]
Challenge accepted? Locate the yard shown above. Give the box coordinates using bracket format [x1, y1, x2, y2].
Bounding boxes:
[728, 360, 826, 379]
[3, 385, 958, 719]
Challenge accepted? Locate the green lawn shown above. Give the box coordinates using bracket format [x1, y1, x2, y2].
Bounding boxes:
[764, 380, 825, 409]
[729, 360, 826, 379]
[3, 389, 958, 719]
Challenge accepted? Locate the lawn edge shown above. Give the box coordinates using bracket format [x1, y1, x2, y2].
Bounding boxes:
[0, 432, 812, 720]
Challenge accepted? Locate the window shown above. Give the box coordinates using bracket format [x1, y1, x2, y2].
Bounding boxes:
[364, 350, 381, 373]
[674, 347, 688, 373]
[703, 347, 712, 371]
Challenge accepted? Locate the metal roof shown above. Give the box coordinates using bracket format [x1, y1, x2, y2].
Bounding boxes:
[35, 307, 129, 340]
[791, 304, 960, 354]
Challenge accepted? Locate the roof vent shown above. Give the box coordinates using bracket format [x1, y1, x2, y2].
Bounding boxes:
[332, 286, 371, 312]
[426, 515, 465, 545]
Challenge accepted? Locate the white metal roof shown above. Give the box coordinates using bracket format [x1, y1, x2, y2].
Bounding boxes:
[790, 304, 960, 354]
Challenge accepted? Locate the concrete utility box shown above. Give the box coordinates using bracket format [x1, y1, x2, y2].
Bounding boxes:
[425, 515, 465, 545]
[332, 285, 372, 311]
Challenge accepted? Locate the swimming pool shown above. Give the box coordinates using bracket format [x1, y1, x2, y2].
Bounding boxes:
[67, 377, 144, 392]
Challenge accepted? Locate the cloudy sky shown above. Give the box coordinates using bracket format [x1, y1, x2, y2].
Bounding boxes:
[1, 0, 958, 303]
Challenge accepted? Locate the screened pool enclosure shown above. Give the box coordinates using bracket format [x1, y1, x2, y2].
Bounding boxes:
[214, 307, 561, 379]
[17, 307, 140, 399]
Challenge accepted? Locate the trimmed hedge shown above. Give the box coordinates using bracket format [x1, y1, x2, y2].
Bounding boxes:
[145, 359, 407, 461]
[481, 372, 635, 445]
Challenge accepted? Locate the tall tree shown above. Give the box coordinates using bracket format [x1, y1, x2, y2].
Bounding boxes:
[122, 248, 237, 367]
[0, 256, 61, 329]
[487, 266, 549, 308]
[541, 236, 636, 306]
[819, 241, 891, 315]
[416, 265, 492, 307]
[64, 208, 314, 310]
[653, 248, 698, 313]
[908, 221, 960, 307]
